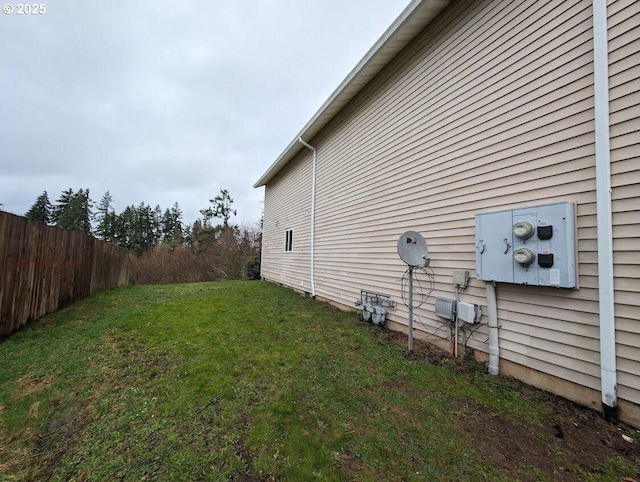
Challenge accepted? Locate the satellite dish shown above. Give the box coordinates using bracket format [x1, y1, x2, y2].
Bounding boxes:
[397, 230, 428, 267]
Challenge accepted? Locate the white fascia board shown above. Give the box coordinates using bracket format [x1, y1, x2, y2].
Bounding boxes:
[253, 0, 450, 188]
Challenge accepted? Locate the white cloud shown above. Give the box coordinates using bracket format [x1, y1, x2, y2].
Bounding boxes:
[0, 0, 410, 226]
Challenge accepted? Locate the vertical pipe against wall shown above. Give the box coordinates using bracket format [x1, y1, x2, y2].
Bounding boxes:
[486, 282, 499, 375]
[592, 0, 617, 418]
[408, 266, 414, 351]
[298, 137, 317, 298]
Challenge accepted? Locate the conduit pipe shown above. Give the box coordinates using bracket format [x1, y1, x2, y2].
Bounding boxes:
[486, 282, 499, 375]
[592, 0, 617, 418]
[298, 137, 317, 298]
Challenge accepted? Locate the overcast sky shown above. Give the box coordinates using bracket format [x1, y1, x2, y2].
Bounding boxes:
[1, 0, 410, 228]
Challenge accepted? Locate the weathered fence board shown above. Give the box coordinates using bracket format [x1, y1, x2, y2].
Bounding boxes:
[0, 211, 130, 337]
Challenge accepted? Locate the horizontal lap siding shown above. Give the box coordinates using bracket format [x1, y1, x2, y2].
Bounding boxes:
[609, 0, 640, 405]
[313, 0, 604, 393]
[261, 153, 312, 291]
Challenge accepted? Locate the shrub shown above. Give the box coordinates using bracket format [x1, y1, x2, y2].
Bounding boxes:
[129, 226, 261, 285]
[246, 256, 261, 280]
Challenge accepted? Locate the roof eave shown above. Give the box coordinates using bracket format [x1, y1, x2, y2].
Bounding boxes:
[254, 0, 450, 188]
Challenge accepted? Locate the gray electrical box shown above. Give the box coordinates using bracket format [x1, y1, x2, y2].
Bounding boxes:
[435, 297, 456, 320]
[475, 202, 576, 288]
[452, 270, 470, 288]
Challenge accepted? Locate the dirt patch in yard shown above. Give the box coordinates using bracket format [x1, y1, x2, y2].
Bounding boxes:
[373, 327, 640, 481]
[15, 375, 53, 397]
[460, 399, 640, 481]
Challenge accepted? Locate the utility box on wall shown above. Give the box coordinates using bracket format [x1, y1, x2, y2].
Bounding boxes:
[475, 202, 577, 288]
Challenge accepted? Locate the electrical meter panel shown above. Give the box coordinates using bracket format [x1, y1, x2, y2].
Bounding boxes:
[475, 202, 576, 288]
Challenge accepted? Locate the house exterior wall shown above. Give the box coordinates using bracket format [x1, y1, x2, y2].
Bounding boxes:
[260, 0, 640, 425]
[608, 0, 640, 418]
[261, 151, 314, 293]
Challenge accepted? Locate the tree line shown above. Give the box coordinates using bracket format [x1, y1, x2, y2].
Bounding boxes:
[23, 188, 261, 282]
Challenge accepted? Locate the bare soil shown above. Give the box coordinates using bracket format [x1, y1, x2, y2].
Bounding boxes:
[375, 328, 640, 481]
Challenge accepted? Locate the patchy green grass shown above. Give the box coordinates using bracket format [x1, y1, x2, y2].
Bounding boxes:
[1, 281, 638, 481]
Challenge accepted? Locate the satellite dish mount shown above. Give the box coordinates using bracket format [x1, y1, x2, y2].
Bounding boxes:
[397, 231, 429, 351]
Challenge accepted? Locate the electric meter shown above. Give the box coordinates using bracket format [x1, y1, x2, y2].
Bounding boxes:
[476, 202, 576, 287]
[513, 221, 535, 239]
[513, 247, 535, 266]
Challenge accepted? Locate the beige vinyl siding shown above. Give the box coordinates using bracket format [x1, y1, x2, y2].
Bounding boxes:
[608, 0, 640, 405]
[259, 0, 639, 421]
[261, 151, 312, 291]
[310, 0, 603, 393]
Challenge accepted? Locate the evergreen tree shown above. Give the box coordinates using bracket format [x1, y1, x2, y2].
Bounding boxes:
[71, 189, 93, 233]
[115, 202, 161, 255]
[51, 188, 74, 227]
[153, 204, 163, 247]
[115, 205, 135, 250]
[25, 191, 52, 224]
[185, 219, 216, 254]
[162, 202, 184, 248]
[184, 219, 200, 252]
[51, 188, 92, 233]
[200, 188, 236, 228]
[95, 191, 117, 242]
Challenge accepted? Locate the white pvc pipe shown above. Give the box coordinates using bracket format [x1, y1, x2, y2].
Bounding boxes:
[298, 137, 317, 298]
[454, 285, 460, 358]
[486, 282, 499, 375]
[592, 0, 617, 412]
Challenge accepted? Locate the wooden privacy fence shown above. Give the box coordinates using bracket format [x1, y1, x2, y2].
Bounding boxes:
[0, 211, 131, 337]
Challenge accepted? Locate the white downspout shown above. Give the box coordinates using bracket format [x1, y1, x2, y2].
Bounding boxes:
[298, 137, 317, 298]
[592, 0, 617, 417]
[486, 282, 499, 375]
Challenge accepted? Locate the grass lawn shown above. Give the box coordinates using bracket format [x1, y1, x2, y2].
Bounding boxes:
[1, 281, 638, 481]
